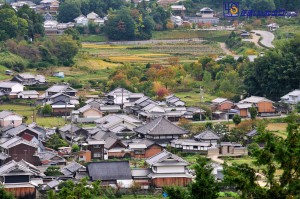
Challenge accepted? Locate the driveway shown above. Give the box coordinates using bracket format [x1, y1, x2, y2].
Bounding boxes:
[253, 30, 275, 48]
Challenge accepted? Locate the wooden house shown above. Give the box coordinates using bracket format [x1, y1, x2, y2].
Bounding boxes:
[134, 117, 188, 147]
[87, 161, 133, 188]
[0, 160, 43, 199]
[146, 150, 193, 187]
[128, 139, 163, 159]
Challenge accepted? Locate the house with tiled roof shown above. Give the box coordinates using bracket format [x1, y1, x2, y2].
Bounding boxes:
[0, 160, 44, 199]
[87, 161, 133, 188]
[0, 136, 41, 166]
[127, 139, 163, 158]
[60, 162, 86, 177]
[0, 111, 22, 128]
[145, 150, 193, 187]
[238, 96, 277, 116]
[281, 89, 300, 104]
[134, 117, 188, 146]
[11, 73, 46, 86]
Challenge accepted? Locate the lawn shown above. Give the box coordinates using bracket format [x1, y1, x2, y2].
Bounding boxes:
[0, 104, 67, 128]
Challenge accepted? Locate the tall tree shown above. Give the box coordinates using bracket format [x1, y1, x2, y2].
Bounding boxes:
[57, 2, 81, 23]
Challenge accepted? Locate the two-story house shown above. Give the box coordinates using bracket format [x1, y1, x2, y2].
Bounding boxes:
[0, 160, 44, 199]
[238, 96, 276, 117]
[281, 89, 300, 105]
[11, 73, 46, 86]
[134, 117, 188, 147]
[146, 150, 193, 187]
[0, 81, 24, 98]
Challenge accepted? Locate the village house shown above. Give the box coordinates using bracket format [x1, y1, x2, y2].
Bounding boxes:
[267, 23, 279, 31]
[87, 161, 133, 188]
[11, 1, 37, 11]
[184, 7, 219, 24]
[85, 140, 105, 160]
[239, 96, 277, 116]
[0, 160, 44, 199]
[60, 162, 86, 178]
[78, 104, 103, 119]
[131, 168, 152, 189]
[11, 73, 46, 86]
[0, 81, 24, 98]
[0, 111, 23, 128]
[211, 98, 234, 112]
[18, 90, 39, 99]
[127, 139, 163, 159]
[0, 136, 41, 166]
[171, 129, 220, 155]
[218, 142, 248, 156]
[74, 15, 89, 26]
[145, 150, 193, 187]
[281, 89, 300, 104]
[44, 84, 77, 97]
[38, 0, 60, 14]
[134, 117, 188, 147]
[104, 136, 129, 158]
[165, 94, 186, 107]
[38, 149, 66, 165]
[106, 87, 144, 107]
[95, 114, 142, 138]
[59, 124, 89, 143]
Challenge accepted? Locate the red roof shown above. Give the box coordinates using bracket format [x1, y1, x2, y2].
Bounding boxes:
[22, 133, 34, 141]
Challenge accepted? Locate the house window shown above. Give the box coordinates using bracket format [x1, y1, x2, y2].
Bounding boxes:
[80, 156, 84, 158]
[134, 150, 145, 155]
[93, 152, 102, 158]
[93, 145, 101, 148]
[193, 146, 198, 150]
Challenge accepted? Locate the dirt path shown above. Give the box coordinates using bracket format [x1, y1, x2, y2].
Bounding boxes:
[219, 42, 234, 55]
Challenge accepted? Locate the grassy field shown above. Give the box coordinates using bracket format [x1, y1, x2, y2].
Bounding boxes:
[80, 34, 108, 42]
[0, 104, 67, 127]
[175, 91, 217, 106]
[0, 65, 10, 81]
[275, 25, 300, 40]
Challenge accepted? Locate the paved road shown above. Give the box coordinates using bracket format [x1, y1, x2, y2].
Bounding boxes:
[83, 38, 205, 45]
[188, 114, 287, 124]
[253, 30, 275, 48]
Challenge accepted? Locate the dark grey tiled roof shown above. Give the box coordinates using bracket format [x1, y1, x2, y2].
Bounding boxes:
[87, 161, 132, 181]
[194, 129, 220, 140]
[61, 162, 85, 176]
[134, 117, 187, 135]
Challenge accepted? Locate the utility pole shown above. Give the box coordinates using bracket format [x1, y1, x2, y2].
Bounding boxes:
[32, 110, 35, 123]
[199, 86, 203, 121]
[121, 87, 124, 113]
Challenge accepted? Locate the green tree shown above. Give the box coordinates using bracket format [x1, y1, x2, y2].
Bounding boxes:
[42, 104, 52, 115]
[44, 166, 63, 176]
[0, 7, 28, 41]
[47, 177, 102, 199]
[164, 185, 188, 199]
[232, 114, 242, 125]
[71, 144, 80, 152]
[244, 35, 300, 101]
[0, 186, 15, 199]
[105, 8, 136, 40]
[46, 133, 68, 151]
[57, 2, 81, 23]
[224, 113, 300, 198]
[53, 35, 80, 65]
[249, 107, 258, 120]
[188, 157, 219, 199]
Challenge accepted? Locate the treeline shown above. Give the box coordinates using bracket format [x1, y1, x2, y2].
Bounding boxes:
[58, 0, 170, 40]
[244, 35, 300, 101]
[0, 4, 44, 41]
[0, 33, 80, 71]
